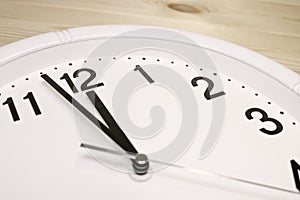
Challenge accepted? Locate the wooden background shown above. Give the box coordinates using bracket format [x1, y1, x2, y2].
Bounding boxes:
[0, 0, 299, 74]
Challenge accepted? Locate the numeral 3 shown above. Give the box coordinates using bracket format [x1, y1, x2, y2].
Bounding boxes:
[245, 108, 283, 135]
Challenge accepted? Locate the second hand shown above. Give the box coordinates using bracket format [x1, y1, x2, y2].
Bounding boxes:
[80, 143, 299, 195]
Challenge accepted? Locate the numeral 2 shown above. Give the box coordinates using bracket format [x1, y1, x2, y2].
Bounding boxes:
[245, 108, 283, 135]
[191, 76, 225, 100]
[60, 68, 104, 93]
[2, 92, 42, 122]
[291, 159, 300, 192]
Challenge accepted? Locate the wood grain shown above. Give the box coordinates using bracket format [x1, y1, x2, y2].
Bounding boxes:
[0, 0, 299, 74]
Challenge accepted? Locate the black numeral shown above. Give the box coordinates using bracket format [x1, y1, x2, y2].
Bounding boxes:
[60, 68, 104, 93]
[191, 76, 225, 100]
[73, 68, 104, 91]
[60, 73, 79, 93]
[290, 159, 300, 192]
[2, 92, 41, 122]
[23, 92, 42, 116]
[2, 97, 20, 121]
[245, 108, 283, 135]
[134, 65, 154, 83]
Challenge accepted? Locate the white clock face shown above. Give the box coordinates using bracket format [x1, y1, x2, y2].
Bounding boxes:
[0, 26, 299, 199]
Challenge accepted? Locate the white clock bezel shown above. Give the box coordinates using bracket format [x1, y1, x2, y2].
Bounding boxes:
[0, 25, 299, 95]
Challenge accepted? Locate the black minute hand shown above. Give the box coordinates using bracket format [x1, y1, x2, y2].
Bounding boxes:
[86, 90, 137, 153]
[41, 74, 138, 154]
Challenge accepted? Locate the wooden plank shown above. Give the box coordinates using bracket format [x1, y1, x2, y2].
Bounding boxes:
[0, 0, 299, 74]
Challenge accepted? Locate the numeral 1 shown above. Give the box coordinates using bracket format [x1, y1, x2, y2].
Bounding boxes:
[60, 73, 79, 93]
[2, 97, 20, 121]
[134, 65, 154, 83]
[2, 92, 41, 122]
[23, 92, 42, 116]
[291, 159, 300, 192]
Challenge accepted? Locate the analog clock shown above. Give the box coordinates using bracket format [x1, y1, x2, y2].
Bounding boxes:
[0, 25, 299, 199]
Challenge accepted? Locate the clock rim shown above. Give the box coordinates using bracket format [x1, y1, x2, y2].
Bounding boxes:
[0, 24, 299, 96]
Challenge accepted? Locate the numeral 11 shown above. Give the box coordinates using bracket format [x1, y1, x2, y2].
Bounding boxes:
[2, 92, 42, 122]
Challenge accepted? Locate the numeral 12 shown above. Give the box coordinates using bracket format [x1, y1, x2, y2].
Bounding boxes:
[2, 92, 42, 122]
[60, 68, 104, 93]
